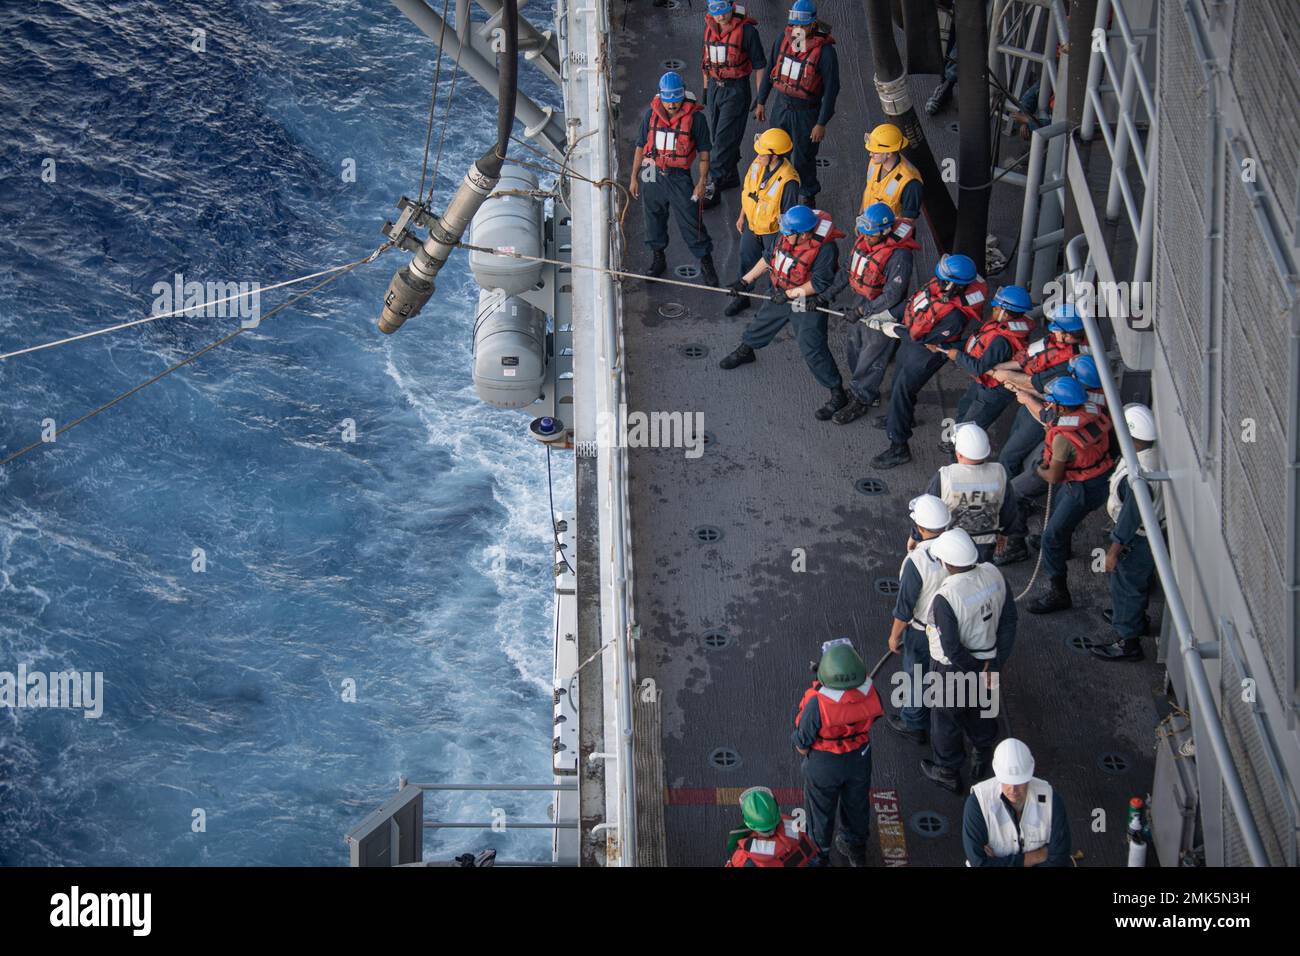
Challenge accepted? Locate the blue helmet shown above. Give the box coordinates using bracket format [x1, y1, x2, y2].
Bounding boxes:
[1069, 354, 1101, 388]
[991, 284, 1032, 313]
[856, 202, 895, 237]
[788, 0, 816, 25]
[935, 253, 977, 285]
[780, 204, 818, 235]
[707, 0, 734, 14]
[1045, 376, 1088, 407]
[658, 71, 685, 104]
[1047, 301, 1084, 333]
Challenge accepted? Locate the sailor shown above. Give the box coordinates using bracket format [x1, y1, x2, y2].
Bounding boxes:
[963, 738, 1072, 867]
[925, 424, 1017, 564]
[883, 495, 951, 745]
[721, 205, 850, 421]
[629, 71, 720, 286]
[700, 1, 767, 208]
[860, 123, 923, 219]
[1093, 403, 1163, 661]
[929, 284, 1034, 450]
[725, 127, 801, 317]
[919, 529, 1018, 793]
[792, 640, 884, 867]
[724, 786, 820, 866]
[867, 253, 988, 470]
[1068, 353, 1107, 408]
[1001, 376, 1115, 614]
[754, 0, 839, 205]
[821, 202, 919, 424]
[987, 302, 1089, 480]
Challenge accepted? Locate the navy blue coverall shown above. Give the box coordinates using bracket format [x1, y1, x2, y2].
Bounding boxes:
[885, 308, 969, 448]
[637, 106, 714, 258]
[792, 694, 874, 861]
[928, 585, 1018, 771]
[704, 22, 767, 189]
[824, 243, 914, 406]
[893, 554, 934, 732]
[741, 241, 842, 389]
[951, 335, 1018, 430]
[1109, 477, 1159, 639]
[756, 38, 839, 201]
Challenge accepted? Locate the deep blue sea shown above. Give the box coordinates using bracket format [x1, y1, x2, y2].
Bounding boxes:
[0, 0, 567, 865]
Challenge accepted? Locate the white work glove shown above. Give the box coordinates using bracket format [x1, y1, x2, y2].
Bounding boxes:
[879, 321, 902, 339]
[867, 309, 895, 324]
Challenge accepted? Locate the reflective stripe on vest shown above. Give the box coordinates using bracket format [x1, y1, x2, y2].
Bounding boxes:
[794, 680, 882, 753]
[860, 156, 922, 216]
[769, 28, 833, 100]
[741, 158, 800, 235]
[903, 278, 979, 343]
[769, 209, 845, 291]
[644, 97, 700, 170]
[847, 221, 918, 299]
[972, 777, 1054, 859]
[1018, 337, 1088, 377]
[726, 816, 818, 867]
[702, 13, 757, 80]
[1043, 403, 1114, 482]
[966, 318, 1033, 388]
[926, 564, 1006, 666]
[900, 540, 949, 631]
[938, 462, 1008, 544]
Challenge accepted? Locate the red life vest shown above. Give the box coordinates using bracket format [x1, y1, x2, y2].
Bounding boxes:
[769, 27, 834, 100]
[1015, 336, 1086, 378]
[769, 209, 844, 292]
[965, 315, 1034, 388]
[725, 817, 819, 867]
[902, 277, 985, 343]
[702, 12, 757, 81]
[1042, 403, 1114, 482]
[846, 219, 920, 299]
[794, 680, 883, 754]
[644, 97, 701, 170]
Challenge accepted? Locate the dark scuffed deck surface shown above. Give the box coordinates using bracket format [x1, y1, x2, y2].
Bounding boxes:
[610, 0, 1162, 866]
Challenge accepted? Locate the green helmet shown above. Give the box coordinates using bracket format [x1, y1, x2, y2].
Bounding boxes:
[818, 643, 866, 690]
[740, 787, 781, 833]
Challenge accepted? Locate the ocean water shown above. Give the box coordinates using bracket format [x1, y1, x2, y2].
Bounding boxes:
[0, 0, 568, 865]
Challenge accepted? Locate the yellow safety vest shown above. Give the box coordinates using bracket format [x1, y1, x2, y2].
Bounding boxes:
[860, 155, 923, 215]
[741, 158, 801, 235]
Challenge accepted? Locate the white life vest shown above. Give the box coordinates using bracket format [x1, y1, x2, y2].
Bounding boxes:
[937, 463, 1007, 544]
[1106, 445, 1164, 532]
[898, 540, 949, 631]
[926, 564, 1006, 666]
[971, 776, 1054, 860]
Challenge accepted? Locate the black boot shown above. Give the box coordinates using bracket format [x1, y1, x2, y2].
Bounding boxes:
[970, 749, 995, 782]
[834, 833, 868, 867]
[925, 78, 955, 115]
[701, 179, 721, 209]
[724, 296, 750, 317]
[920, 759, 960, 793]
[1089, 638, 1145, 662]
[648, 249, 667, 277]
[698, 254, 719, 287]
[815, 386, 849, 420]
[871, 442, 912, 469]
[885, 713, 928, 745]
[1101, 608, 1151, 635]
[993, 537, 1029, 566]
[1027, 575, 1073, 614]
[718, 343, 756, 370]
[831, 397, 872, 425]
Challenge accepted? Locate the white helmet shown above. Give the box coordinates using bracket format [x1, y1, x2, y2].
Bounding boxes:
[908, 494, 951, 532]
[954, 423, 991, 460]
[992, 738, 1035, 785]
[931, 528, 979, 567]
[1123, 403, 1156, 442]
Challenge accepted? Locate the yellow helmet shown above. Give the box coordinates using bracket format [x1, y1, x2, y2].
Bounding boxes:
[865, 123, 907, 153]
[754, 127, 794, 155]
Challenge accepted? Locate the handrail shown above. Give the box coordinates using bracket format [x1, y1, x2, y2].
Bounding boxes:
[1077, 306, 1271, 866]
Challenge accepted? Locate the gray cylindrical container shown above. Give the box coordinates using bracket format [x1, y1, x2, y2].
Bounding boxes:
[473, 290, 548, 409]
[468, 165, 544, 295]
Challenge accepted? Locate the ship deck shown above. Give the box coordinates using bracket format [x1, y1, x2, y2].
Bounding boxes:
[610, 0, 1166, 866]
